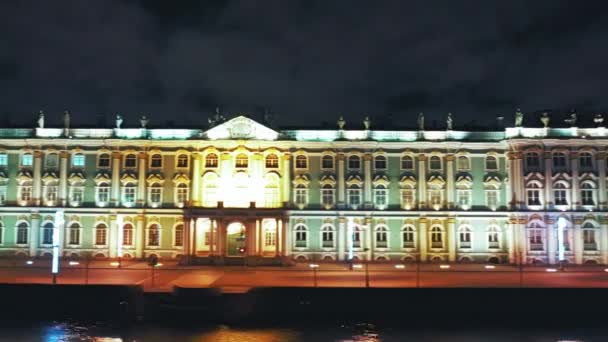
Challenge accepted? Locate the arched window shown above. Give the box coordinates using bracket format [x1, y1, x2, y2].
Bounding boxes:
[42, 222, 54, 245]
[294, 224, 308, 248]
[174, 224, 184, 247]
[72, 153, 85, 167]
[487, 226, 500, 249]
[176, 154, 189, 168]
[401, 155, 414, 170]
[321, 155, 334, 169]
[97, 153, 110, 168]
[68, 222, 81, 245]
[375, 226, 388, 248]
[430, 226, 443, 248]
[527, 221, 544, 251]
[148, 183, 163, 207]
[265, 154, 279, 168]
[582, 222, 598, 251]
[525, 152, 540, 170]
[485, 155, 498, 170]
[458, 226, 472, 249]
[348, 155, 360, 169]
[581, 182, 595, 206]
[150, 154, 162, 168]
[124, 154, 137, 168]
[402, 226, 415, 248]
[457, 156, 469, 171]
[205, 153, 218, 168]
[553, 182, 568, 205]
[579, 152, 593, 169]
[175, 183, 189, 207]
[235, 154, 248, 168]
[202, 173, 219, 208]
[429, 156, 441, 170]
[374, 155, 387, 170]
[374, 184, 388, 208]
[321, 184, 335, 207]
[148, 224, 160, 247]
[16, 222, 29, 244]
[553, 152, 567, 169]
[321, 225, 335, 248]
[347, 184, 361, 206]
[96, 182, 110, 205]
[526, 182, 541, 206]
[294, 184, 308, 206]
[95, 223, 107, 246]
[295, 155, 308, 169]
[122, 182, 136, 206]
[122, 223, 134, 246]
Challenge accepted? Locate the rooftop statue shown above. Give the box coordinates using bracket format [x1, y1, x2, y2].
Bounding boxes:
[594, 113, 604, 126]
[337, 116, 346, 130]
[37, 110, 44, 129]
[565, 112, 577, 126]
[514, 109, 523, 127]
[115, 114, 123, 129]
[63, 111, 70, 130]
[140, 115, 149, 129]
[208, 107, 226, 127]
[540, 112, 550, 128]
[417, 113, 424, 130]
[363, 116, 370, 130]
[446, 113, 453, 130]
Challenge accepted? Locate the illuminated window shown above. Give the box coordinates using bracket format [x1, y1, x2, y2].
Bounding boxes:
[402, 226, 415, 248]
[175, 183, 189, 207]
[528, 227, 543, 251]
[150, 154, 162, 168]
[45, 153, 58, 168]
[95, 223, 107, 246]
[430, 226, 443, 248]
[352, 226, 361, 248]
[401, 188, 415, 209]
[122, 183, 136, 206]
[375, 226, 388, 248]
[485, 155, 498, 170]
[429, 189, 442, 207]
[42, 222, 54, 245]
[374, 155, 387, 170]
[264, 226, 276, 247]
[321, 184, 335, 208]
[21, 153, 33, 166]
[374, 185, 388, 208]
[176, 154, 189, 168]
[581, 182, 595, 206]
[294, 224, 308, 248]
[264, 182, 281, 208]
[68, 223, 81, 246]
[583, 222, 597, 251]
[18, 183, 32, 204]
[43, 185, 58, 205]
[321, 225, 335, 248]
[457, 190, 471, 209]
[148, 224, 160, 247]
[321, 155, 334, 169]
[294, 184, 308, 206]
[429, 156, 441, 171]
[487, 226, 500, 249]
[205, 153, 218, 168]
[96, 182, 110, 205]
[124, 154, 137, 168]
[486, 190, 498, 208]
[16, 222, 28, 244]
[526, 182, 541, 206]
[235, 154, 248, 168]
[265, 154, 279, 168]
[580, 152, 593, 169]
[348, 155, 360, 170]
[0, 153, 7, 166]
[174, 224, 184, 247]
[347, 184, 361, 207]
[69, 186, 84, 206]
[401, 155, 413, 170]
[295, 155, 307, 169]
[148, 183, 163, 207]
[553, 183, 568, 205]
[457, 156, 469, 171]
[122, 224, 134, 246]
[97, 153, 110, 168]
[72, 154, 85, 167]
[458, 226, 472, 249]
[553, 152, 567, 169]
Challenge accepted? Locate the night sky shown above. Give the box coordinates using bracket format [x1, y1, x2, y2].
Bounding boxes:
[1, 1, 608, 129]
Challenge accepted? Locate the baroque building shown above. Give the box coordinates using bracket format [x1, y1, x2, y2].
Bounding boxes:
[0, 114, 607, 265]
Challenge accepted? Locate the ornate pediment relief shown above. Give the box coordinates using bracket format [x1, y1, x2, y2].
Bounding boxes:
[292, 174, 310, 186]
[427, 175, 445, 188]
[319, 175, 336, 186]
[68, 172, 86, 185]
[372, 174, 390, 187]
[455, 175, 473, 189]
[551, 171, 572, 181]
[41, 172, 59, 184]
[346, 175, 363, 186]
[524, 172, 544, 181]
[16, 170, 33, 184]
[172, 172, 191, 184]
[94, 172, 111, 184]
[120, 172, 138, 184]
[483, 175, 502, 189]
[146, 173, 165, 185]
[204, 115, 279, 141]
[579, 172, 598, 180]
[399, 175, 417, 188]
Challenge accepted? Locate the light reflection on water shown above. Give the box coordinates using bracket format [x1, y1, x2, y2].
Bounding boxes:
[4, 320, 602, 342]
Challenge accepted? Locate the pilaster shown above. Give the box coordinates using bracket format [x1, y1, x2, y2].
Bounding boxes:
[447, 217, 456, 262]
[111, 152, 121, 207]
[33, 151, 42, 206]
[191, 153, 202, 206]
[337, 153, 345, 208]
[338, 217, 346, 261]
[445, 154, 455, 209]
[418, 217, 428, 262]
[573, 218, 583, 264]
[282, 153, 291, 206]
[597, 152, 607, 209]
[418, 154, 427, 209]
[363, 154, 372, 208]
[29, 213, 40, 257]
[570, 151, 579, 210]
[365, 217, 372, 260]
[547, 219, 556, 264]
[135, 215, 145, 258]
[59, 151, 68, 206]
[137, 152, 146, 207]
[543, 152, 552, 210]
[108, 214, 118, 258]
[601, 217, 608, 265]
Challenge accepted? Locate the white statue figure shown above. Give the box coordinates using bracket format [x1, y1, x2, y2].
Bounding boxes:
[337, 116, 346, 130]
[208, 107, 225, 127]
[140, 115, 149, 129]
[363, 116, 370, 130]
[565, 112, 577, 126]
[37, 110, 45, 128]
[446, 113, 453, 130]
[540, 112, 550, 128]
[514, 109, 523, 127]
[594, 113, 604, 126]
[115, 114, 123, 129]
[63, 111, 70, 130]
[417, 113, 424, 130]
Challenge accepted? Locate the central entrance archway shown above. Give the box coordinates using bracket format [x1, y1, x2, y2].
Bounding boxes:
[226, 222, 247, 256]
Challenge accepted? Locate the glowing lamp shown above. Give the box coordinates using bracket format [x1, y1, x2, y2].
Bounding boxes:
[439, 265, 450, 269]
[26, 260, 33, 265]
[484, 265, 496, 269]
[309, 263, 319, 269]
[69, 261, 79, 266]
[352, 264, 363, 269]
[394, 264, 405, 269]
[546, 268, 558, 272]
[154, 263, 163, 267]
[110, 262, 120, 267]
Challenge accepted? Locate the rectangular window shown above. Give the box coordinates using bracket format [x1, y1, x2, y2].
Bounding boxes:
[95, 228, 107, 246]
[69, 228, 80, 245]
[584, 230, 597, 250]
[348, 188, 361, 206]
[72, 154, 85, 167]
[321, 156, 334, 169]
[529, 230, 544, 251]
[486, 190, 498, 208]
[352, 231, 361, 248]
[123, 187, 136, 204]
[0, 186, 6, 205]
[295, 188, 307, 206]
[554, 190, 567, 205]
[43, 228, 53, 245]
[429, 190, 442, 206]
[17, 227, 28, 244]
[97, 187, 110, 204]
[322, 231, 334, 248]
[457, 190, 470, 208]
[581, 190, 594, 205]
[527, 190, 540, 206]
[402, 230, 415, 248]
[20, 186, 32, 202]
[45, 154, 58, 168]
[45, 186, 58, 204]
[321, 188, 335, 207]
[70, 187, 83, 205]
[21, 154, 33, 166]
[150, 188, 162, 204]
[0, 153, 7, 166]
[175, 227, 184, 247]
[265, 230, 276, 246]
[374, 188, 387, 207]
[401, 190, 415, 209]
[176, 186, 189, 205]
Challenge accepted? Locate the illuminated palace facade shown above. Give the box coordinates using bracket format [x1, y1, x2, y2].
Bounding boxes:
[0, 115, 608, 265]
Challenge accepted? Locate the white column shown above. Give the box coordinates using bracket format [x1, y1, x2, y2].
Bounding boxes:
[574, 221, 583, 264]
[33, 151, 42, 206]
[601, 219, 608, 265]
[111, 152, 121, 207]
[365, 218, 372, 260]
[283, 218, 290, 257]
[571, 152, 579, 210]
[337, 154, 345, 208]
[446, 155, 454, 209]
[363, 154, 372, 207]
[282, 154, 291, 206]
[29, 213, 40, 257]
[280, 218, 286, 257]
[59, 151, 68, 206]
[447, 217, 456, 262]
[597, 152, 607, 210]
[338, 218, 346, 261]
[507, 221, 515, 264]
[275, 218, 280, 257]
[191, 153, 202, 206]
[518, 220, 527, 264]
[544, 152, 553, 210]
[515, 154, 525, 209]
[135, 215, 145, 258]
[137, 152, 146, 207]
[109, 215, 118, 258]
[507, 153, 517, 209]
[547, 221, 556, 264]
[191, 219, 198, 256]
[256, 219, 262, 255]
[210, 219, 216, 255]
[418, 218, 428, 262]
[183, 218, 191, 260]
[418, 154, 427, 209]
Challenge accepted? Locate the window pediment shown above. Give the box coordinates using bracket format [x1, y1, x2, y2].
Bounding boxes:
[346, 175, 363, 186]
[94, 172, 112, 184]
[372, 174, 390, 187]
[455, 175, 473, 189]
[68, 172, 86, 185]
[483, 175, 502, 189]
[427, 175, 445, 188]
[172, 172, 191, 184]
[523, 172, 544, 181]
[204, 115, 279, 140]
[399, 175, 417, 188]
[41, 172, 59, 184]
[146, 174, 165, 185]
[551, 172, 572, 181]
[579, 172, 598, 180]
[120, 173, 138, 184]
[319, 175, 336, 186]
[293, 174, 310, 186]
[16, 170, 33, 184]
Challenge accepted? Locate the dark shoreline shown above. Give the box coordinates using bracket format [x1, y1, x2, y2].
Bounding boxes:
[1, 284, 606, 329]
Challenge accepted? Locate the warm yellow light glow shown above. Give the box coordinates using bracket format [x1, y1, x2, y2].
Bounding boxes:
[484, 265, 495, 269]
[546, 268, 558, 272]
[110, 262, 120, 266]
[352, 264, 363, 269]
[394, 264, 405, 269]
[69, 261, 79, 266]
[309, 263, 319, 268]
[26, 260, 33, 265]
[439, 264, 450, 269]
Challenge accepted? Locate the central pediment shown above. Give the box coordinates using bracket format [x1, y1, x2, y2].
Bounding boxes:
[203, 115, 279, 140]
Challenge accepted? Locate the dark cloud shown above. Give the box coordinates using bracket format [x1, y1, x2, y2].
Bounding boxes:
[1, 0, 608, 129]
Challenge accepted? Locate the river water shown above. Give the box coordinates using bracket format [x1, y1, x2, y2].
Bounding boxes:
[1, 320, 606, 342]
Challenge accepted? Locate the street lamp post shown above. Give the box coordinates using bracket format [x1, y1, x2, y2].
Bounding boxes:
[309, 264, 319, 287]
